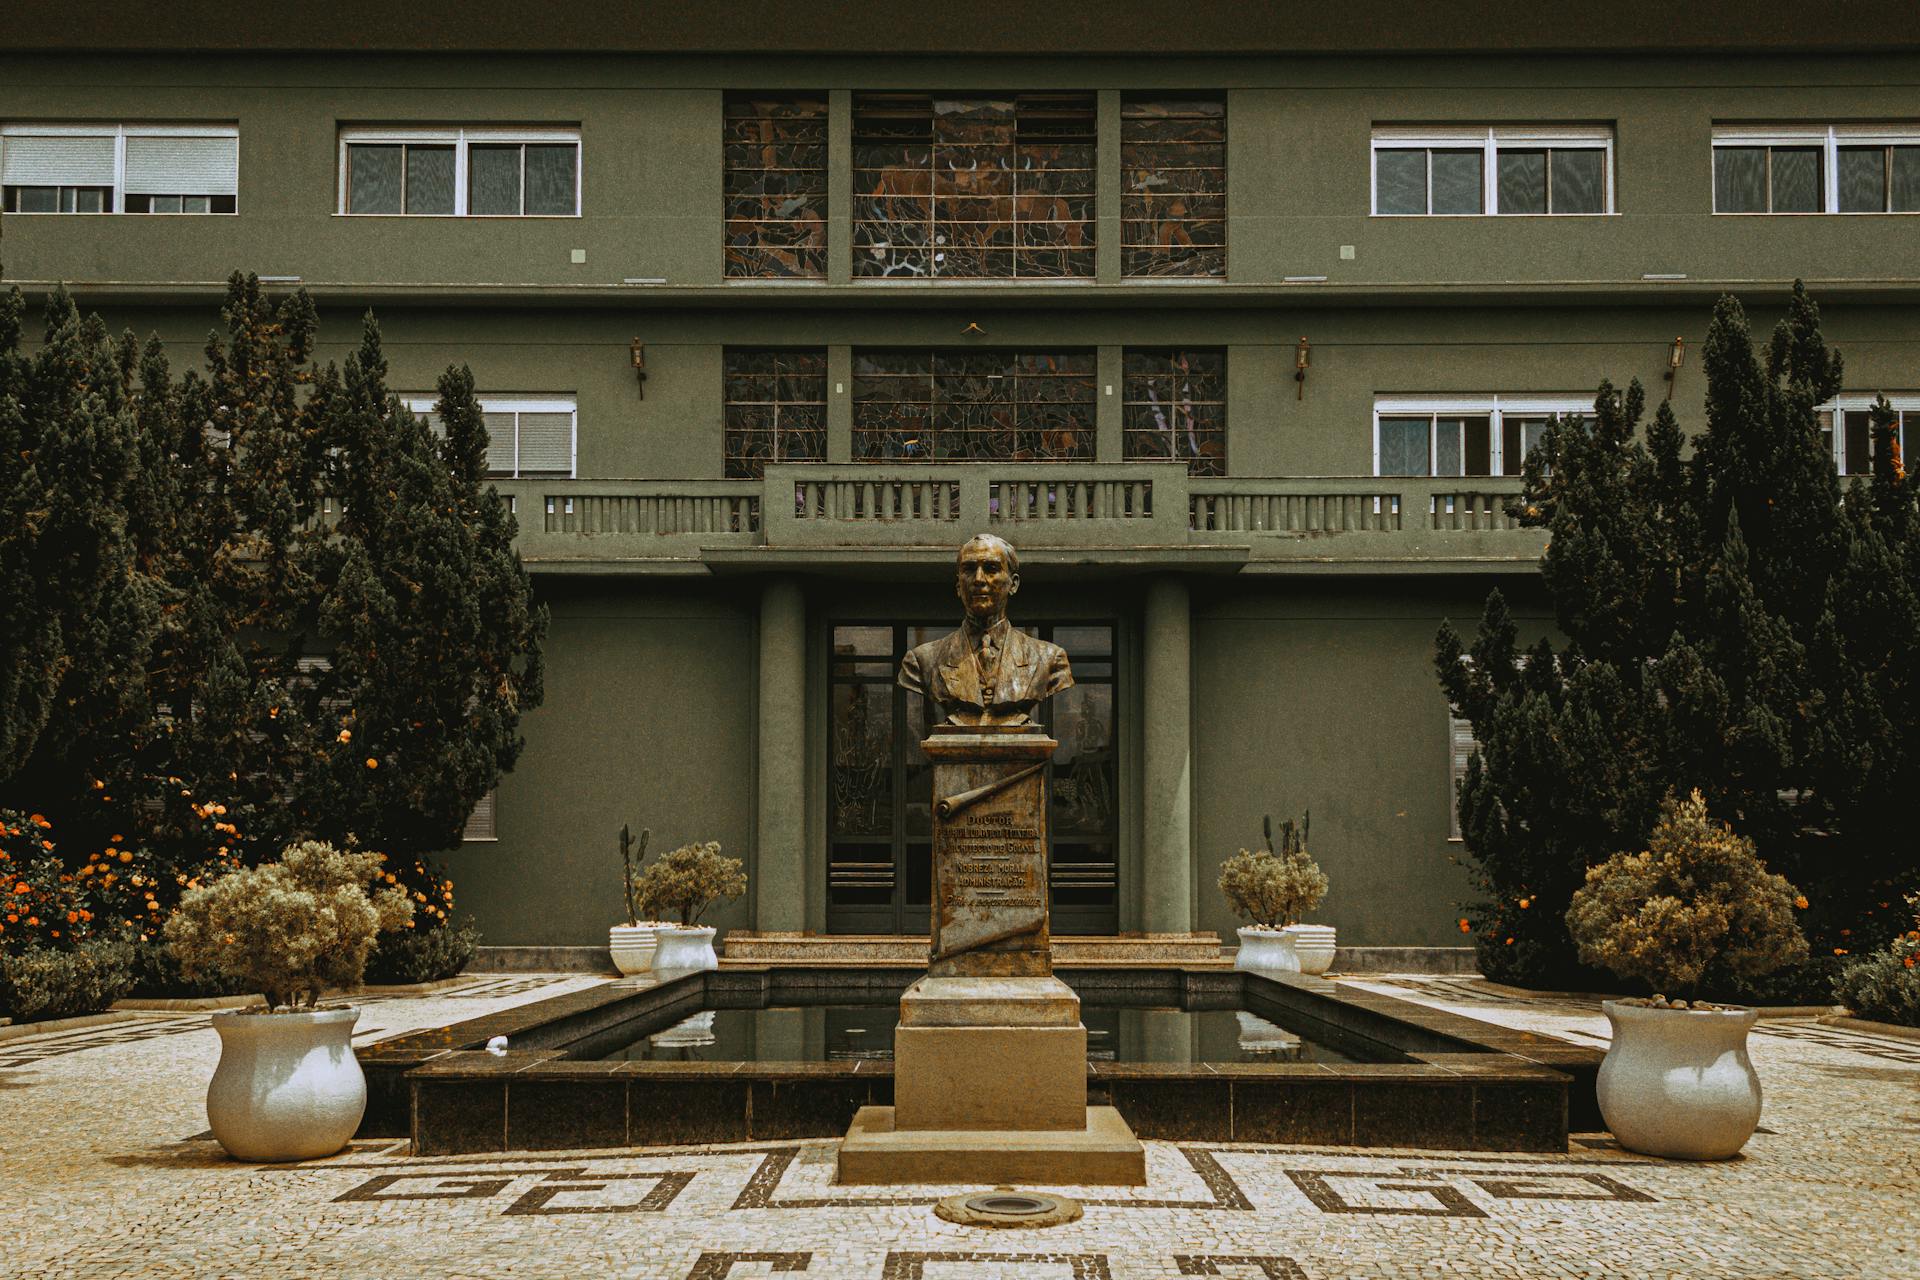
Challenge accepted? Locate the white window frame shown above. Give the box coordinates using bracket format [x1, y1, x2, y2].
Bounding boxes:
[1712, 124, 1920, 215]
[337, 126, 582, 217]
[1818, 393, 1920, 476]
[1370, 126, 1616, 217]
[1, 121, 238, 214]
[1372, 394, 1591, 477]
[462, 788, 498, 842]
[402, 394, 577, 479]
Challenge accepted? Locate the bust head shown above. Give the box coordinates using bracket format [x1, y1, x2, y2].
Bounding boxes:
[955, 533, 1019, 626]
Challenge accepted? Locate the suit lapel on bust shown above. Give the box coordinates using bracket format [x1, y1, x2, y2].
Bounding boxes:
[935, 629, 982, 706]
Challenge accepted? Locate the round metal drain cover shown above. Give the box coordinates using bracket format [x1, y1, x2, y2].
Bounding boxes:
[934, 1188, 1083, 1228]
[966, 1193, 1051, 1215]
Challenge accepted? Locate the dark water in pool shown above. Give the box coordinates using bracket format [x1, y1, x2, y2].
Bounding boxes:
[600, 1000, 1399, 1065]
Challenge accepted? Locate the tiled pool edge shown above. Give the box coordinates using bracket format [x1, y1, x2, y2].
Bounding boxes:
[359, 967, 1601, 1156]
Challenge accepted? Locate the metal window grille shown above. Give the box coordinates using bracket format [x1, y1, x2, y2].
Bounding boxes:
[724, 94, 828, 279]
[1120, 96, 1226, 277]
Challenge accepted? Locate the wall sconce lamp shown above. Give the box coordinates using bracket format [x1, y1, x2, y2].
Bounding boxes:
[1294, 336, 1311, 400]
[1663, 336, 1685, 401]
[630, 338, 647, 399]
[961, 322, 987, 337]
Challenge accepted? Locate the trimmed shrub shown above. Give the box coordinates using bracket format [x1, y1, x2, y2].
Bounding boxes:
[364, 916, 480, 986]
[1566, 790, 1808, 997]
[632, 841, 746, 927]
[1219, 813, 1328, 929]
[0, 939, 135, 1022]
[164, 840, 411, 1009]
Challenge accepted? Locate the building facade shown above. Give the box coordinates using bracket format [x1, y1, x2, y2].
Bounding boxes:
[4, 3, 1918, 950]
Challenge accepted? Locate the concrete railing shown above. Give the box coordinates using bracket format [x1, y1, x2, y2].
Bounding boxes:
[486, 470, 1542, 569]
[765, 463, 1189, 546]
[492, 479, 762, 566]
[1188, 475, 1528, 534]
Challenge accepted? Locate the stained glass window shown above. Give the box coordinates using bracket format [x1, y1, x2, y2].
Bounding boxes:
[1122, 349, 1226, 475]
[1121, 97, 1226, 277]
[853, 93, 1096, 279]
[724, 95, 828, 279]
[723, 349, 828, 478]
[852, 350, 1095, 462]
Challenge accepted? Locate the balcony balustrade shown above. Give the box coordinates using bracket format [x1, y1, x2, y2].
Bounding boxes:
[489, 466, 1544, 573]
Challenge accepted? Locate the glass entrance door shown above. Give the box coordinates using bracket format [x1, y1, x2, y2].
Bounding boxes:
[826, 622, 1120, 935]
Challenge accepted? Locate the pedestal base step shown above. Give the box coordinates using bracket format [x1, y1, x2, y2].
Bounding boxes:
[834, 1105, 1146, 1186]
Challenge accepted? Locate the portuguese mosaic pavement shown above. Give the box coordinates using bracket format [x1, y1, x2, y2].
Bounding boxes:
[2, 974, 1914, 1278]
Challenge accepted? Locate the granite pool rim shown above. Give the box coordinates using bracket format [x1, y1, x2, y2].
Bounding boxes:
[358, 965, 1602, 1156]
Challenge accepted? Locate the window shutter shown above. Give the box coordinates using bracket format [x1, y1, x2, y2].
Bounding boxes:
[1, 133, 115, 186]
[515, 411, 573, 476]
[462, 789, 497, 841]
[480, 411, 517, 475]
[1448, 715, 1479, 840]
[123, 135, 237, 195]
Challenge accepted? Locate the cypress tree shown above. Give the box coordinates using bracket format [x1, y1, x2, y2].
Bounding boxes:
[0, 288, 162, 859]
[1439, 282, 1917, 987]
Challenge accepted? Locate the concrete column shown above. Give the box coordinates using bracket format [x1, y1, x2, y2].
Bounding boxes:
[1141, 575, 1192, 934]
[1096, 88, 1122, 284]
[756, 577, 808, 932]
[1096, 346, 1123, 463]
[828, 89, 852, 286]
[828, 345, 853, 463]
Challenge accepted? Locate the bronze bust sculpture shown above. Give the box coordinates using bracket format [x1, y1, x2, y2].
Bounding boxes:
[898, 533, 1073, 727]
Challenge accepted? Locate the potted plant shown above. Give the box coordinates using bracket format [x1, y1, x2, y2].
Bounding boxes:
[164, 840, 413, 1161]
[1565, 790, 1808, 1160]
[609, 824, 660, 975]
[631, 839, 747, 972]
[1219, 813, 1329, 975]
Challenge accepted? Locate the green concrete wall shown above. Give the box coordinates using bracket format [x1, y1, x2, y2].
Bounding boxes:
[1189, 577, 1552, 947]
[64, 300, 1920, 485]
[4, 51, 1920, 291]
[453, 580, 757, 946]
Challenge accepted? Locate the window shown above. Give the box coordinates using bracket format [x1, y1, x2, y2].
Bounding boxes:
[339, 128, 579, 216]
[1373, 396, 1587, 477]
[1, 123, 237, 214]
[852, 350, 1095, 461]
[1372, 126, 1613, 216]
[853, 93, 1096, 279]
[407, 395, 576, 478]
[1448, 714, 1478, 841]
[1713, 126, 1920, 214]
[724, 95, 827, 279]
[1121, 95, 1226, 278]
[1817, 395, 1919, 476]
[1122, 348, 1226, 475]
[462, 789, 497, 842]
[724, 349, 828, 478]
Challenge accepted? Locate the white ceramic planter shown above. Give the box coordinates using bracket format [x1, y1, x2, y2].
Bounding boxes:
[206, 1007, 365, 1162]
[1598, 999, 1763, 1160]
[1233, 925, 1300, 974]
[1283, 923, 1337, 975]
[608, 923, 659, 975]
[652, 924, 719, 972]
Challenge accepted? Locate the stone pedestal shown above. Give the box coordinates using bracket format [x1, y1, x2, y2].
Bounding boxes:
[837, 727, 1145, 1186]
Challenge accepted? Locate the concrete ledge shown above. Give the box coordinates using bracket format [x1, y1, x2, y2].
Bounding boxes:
[0, 1009, 144, 1043]
[472, 945, 618, 974]
[113, 994, 265, 1012]
[1820, 1013, 1920, 1042]
[1331, 946, 1479, 974]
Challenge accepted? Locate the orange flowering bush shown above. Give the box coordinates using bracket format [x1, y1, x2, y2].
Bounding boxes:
[1832, 893, 1920, 1027]
[0, 810, 139, 956]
